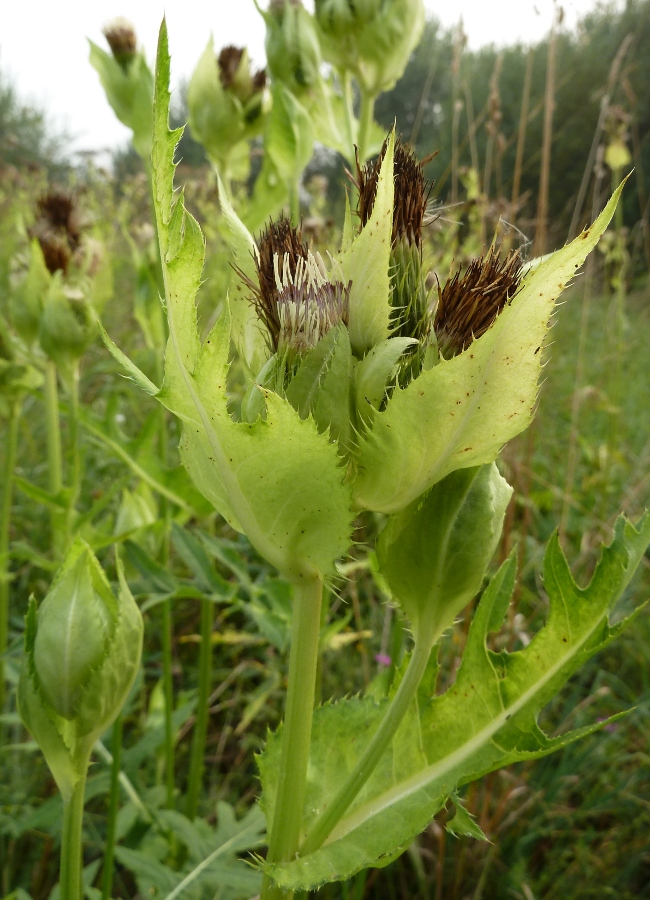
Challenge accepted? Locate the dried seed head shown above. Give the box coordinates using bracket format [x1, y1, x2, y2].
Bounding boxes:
[103, 18, 137, 68]
[434, 249, 522, 357]
[31, 192, 82, 275]
[356, 136, 431, 248]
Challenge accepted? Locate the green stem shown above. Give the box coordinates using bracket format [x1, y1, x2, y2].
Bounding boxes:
[299, 634, 434, 857]
[340, 70, 357, 166]
[290, 181, 301, 229]
[60, 772, 87, 900]
[45, 361, 63, 551]
[161, 598, 176, 809]
[0, 399, 20, 713]
[101, 716, 122, 900]
[261, 576, 323, 900]
[185, 595, 213, 820]
[357, 90, 376, 167]
[64, 363, 81, 552]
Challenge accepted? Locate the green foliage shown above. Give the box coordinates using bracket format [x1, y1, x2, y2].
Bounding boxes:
[353, 183, 625, 513]
[17, 541, 143, 800]
[377, 464, 512, 640]
[261, 512, 650, 889]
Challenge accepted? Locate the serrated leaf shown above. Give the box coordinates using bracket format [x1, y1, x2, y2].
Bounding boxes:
[261, 511, 650, 889]
[337, 131, 394, 356]
[148, 22, 353, 581]
[354, 336, 417, 427]
[353, 183, 626, 513]
[285, 324, 353, 450]
[445, 794, 487, 841]
[215, 170, 267, 376]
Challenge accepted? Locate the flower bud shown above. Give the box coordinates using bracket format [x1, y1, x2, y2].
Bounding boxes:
[18, 542, 143, 797]
[102, 17, 138, 70]
[30, 192, 82, 276]
[314, 0, 425, 95]
[188, 39, 268, 171]
[264, 0, 323, 95]
[377, 464, 512, 643]
[38, 278, 96, 374]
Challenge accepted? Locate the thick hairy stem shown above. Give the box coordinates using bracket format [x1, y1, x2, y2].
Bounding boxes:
[300, 633, 435, 856]
[60, 772, 87, 900]
[185, 595, 213, 820]
[0, 399, 20, 712]
[261, 576, 323, 900]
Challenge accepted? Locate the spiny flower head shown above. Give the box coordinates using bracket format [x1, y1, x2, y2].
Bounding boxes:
[102, 18, 137, 69]
[31, 191, 82, 275]
[357, 136, 431, 248]
[434, 248, 522, 358]
[217, 45, 266, 105]
[274, 253, 350, 357]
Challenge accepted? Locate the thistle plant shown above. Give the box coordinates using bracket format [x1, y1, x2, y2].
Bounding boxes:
[96, 21, 650, 898]
[188, 42, 269, 191]
[18, 541, 143, 900]
[8, 191, 110, 553]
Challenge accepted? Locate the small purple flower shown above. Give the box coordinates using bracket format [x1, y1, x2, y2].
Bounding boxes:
[375, 653, 392, 668]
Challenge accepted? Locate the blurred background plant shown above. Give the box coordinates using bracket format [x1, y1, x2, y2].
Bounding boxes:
[1, 0, 650, 897]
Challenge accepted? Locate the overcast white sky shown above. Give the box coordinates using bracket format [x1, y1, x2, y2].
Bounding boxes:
[1, 0, 617, 155]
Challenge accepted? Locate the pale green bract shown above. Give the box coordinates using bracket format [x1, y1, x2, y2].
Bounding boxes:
[17, 540, 143, 802]
[352, 181, 626, 514]
[102, 21, 353, 583]
[260, 512, 650, 889]
[88, 42, 154, 163]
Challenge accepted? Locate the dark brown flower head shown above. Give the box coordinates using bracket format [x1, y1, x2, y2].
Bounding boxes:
[356, 136, 431, 248]
[103, 18, 137, 68]
[252, 68, 267, 93]
[247, 215, 309, 349]
[275, 274, 350, 356]
[218, 46, 245, 89]
[217, 46, 266, 103]
[434, 249, 522, 357]
[31, 191, 82, 275]
[239, 215, 349, 356]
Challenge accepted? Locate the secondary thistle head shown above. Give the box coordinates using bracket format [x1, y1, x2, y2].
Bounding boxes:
[103, 17, 138, 69]
[217, 45, 266, 105]
[357, 136, 430, 249]
[243, 215, 350, 358]
[31, 191, 82, 275]
[434, 249, 522, 358]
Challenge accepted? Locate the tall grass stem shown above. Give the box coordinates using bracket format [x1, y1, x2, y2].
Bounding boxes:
[185, 595, 213, 820]
[0, 398, 20, 712]
[101, 715, 122, 900]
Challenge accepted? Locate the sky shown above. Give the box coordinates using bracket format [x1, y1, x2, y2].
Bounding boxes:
[1, 0, 617, 156]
